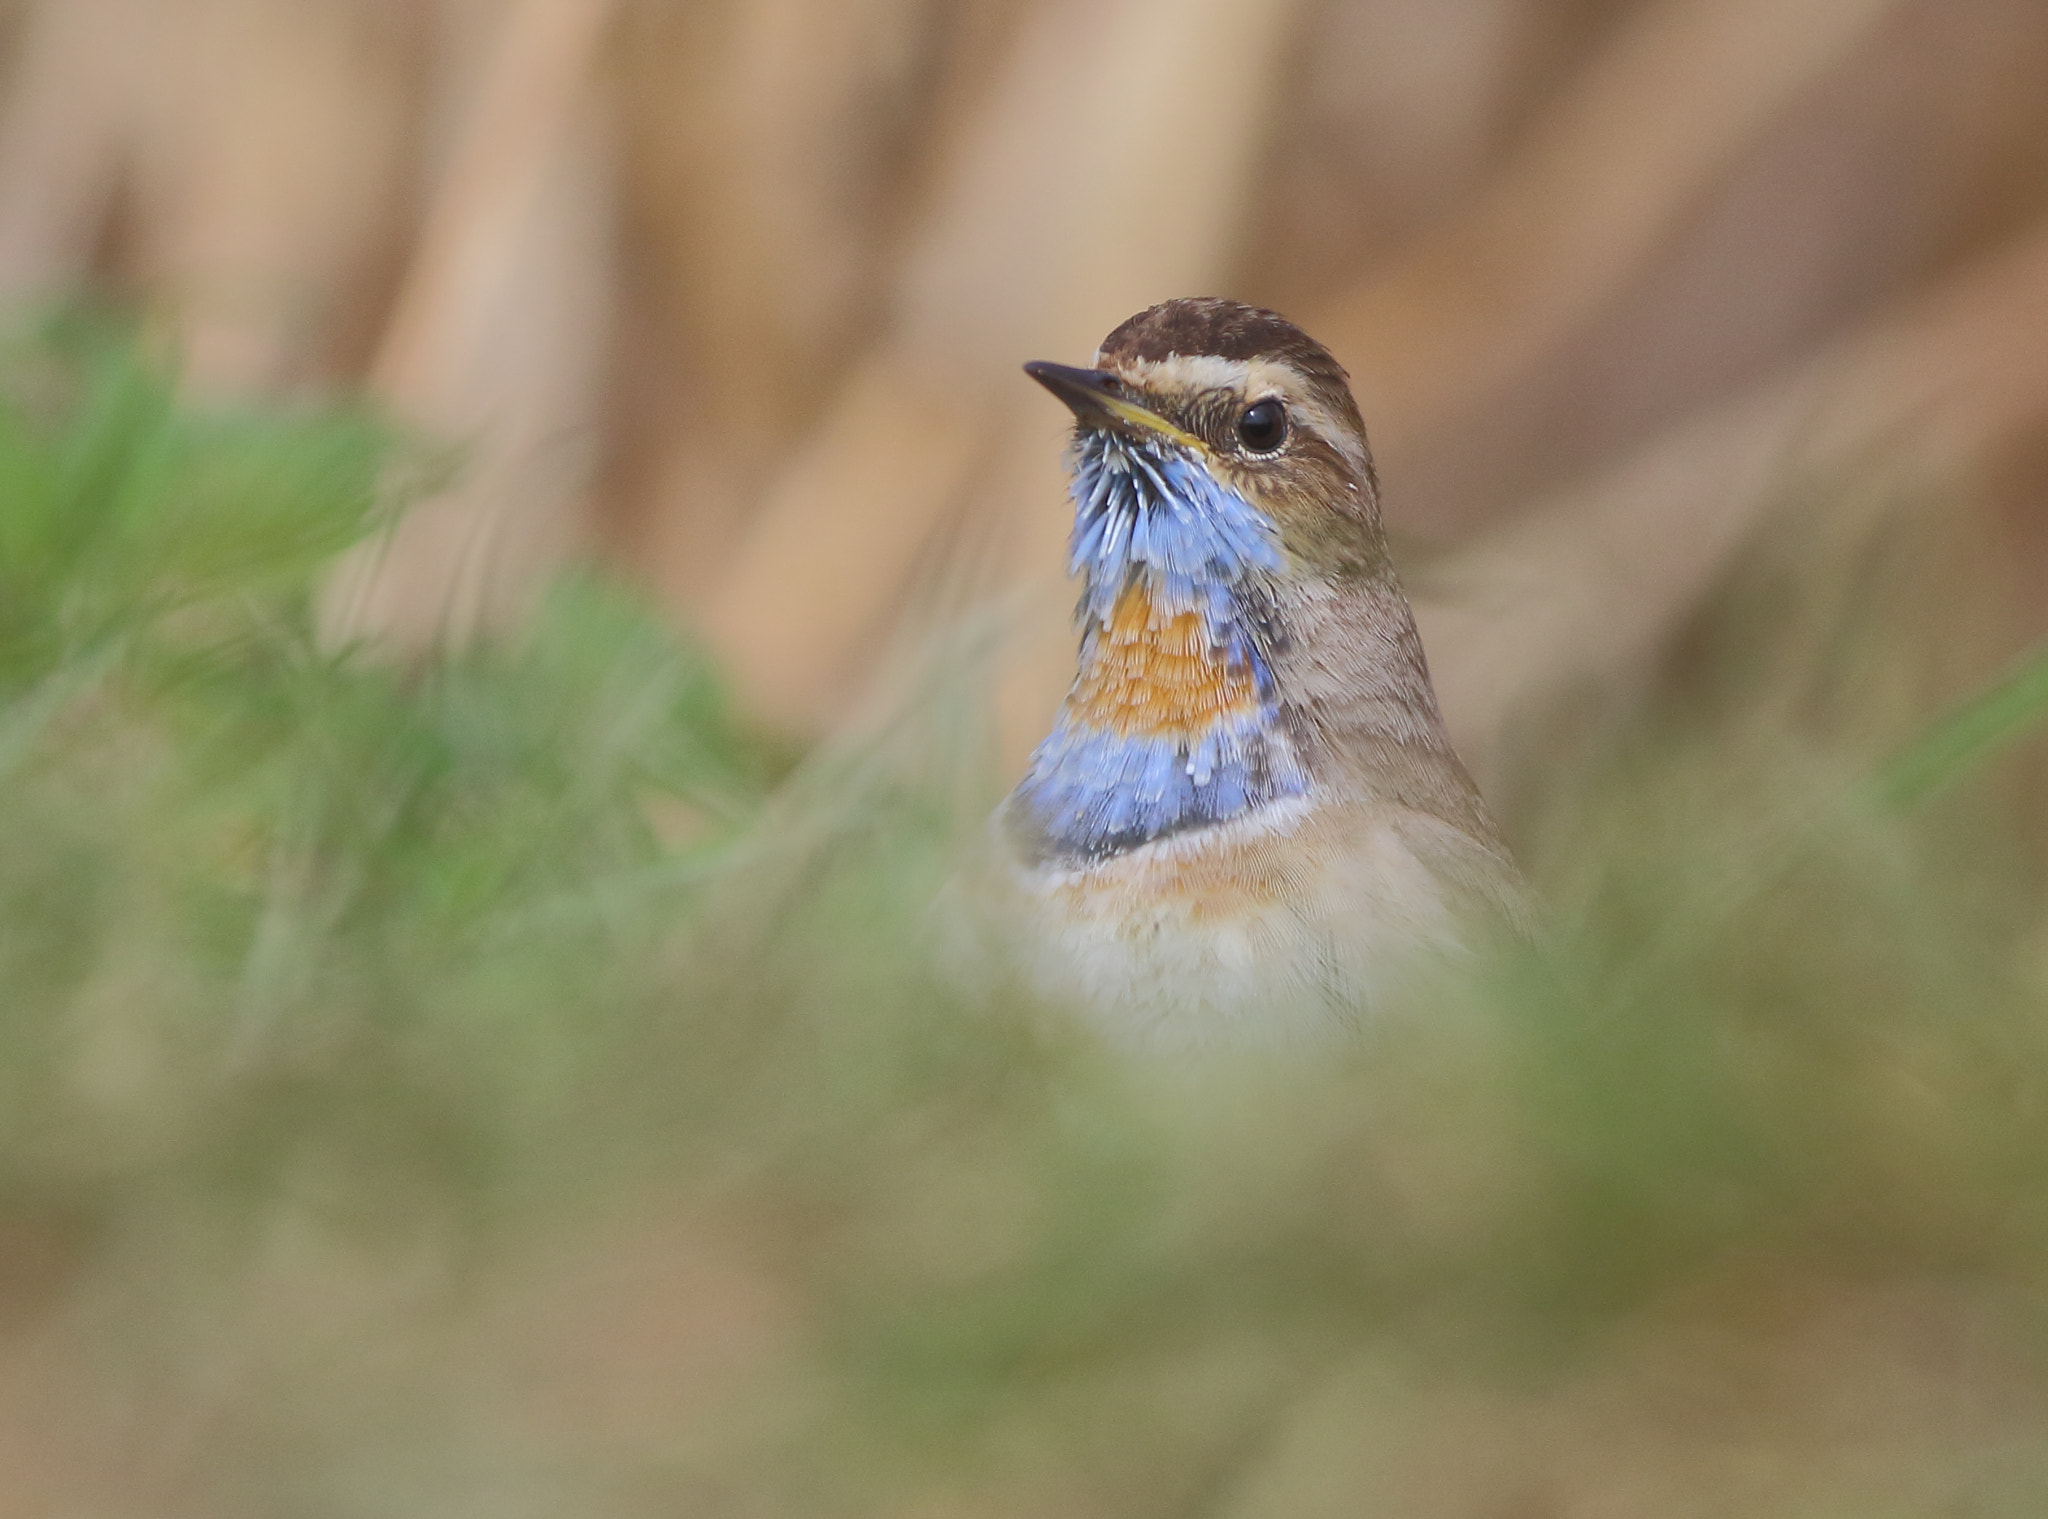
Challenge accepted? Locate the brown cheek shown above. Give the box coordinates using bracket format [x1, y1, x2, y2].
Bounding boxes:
[1261, 459, 1387, 577]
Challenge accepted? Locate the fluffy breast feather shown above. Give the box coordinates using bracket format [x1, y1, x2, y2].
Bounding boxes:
[1068, 581, 1262, 738]
[994, 794, 1489, 1048]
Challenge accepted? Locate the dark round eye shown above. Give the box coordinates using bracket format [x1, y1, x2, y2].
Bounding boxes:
[1236, 399, 1287, 452]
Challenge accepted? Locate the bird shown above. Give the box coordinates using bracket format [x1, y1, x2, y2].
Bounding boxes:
[987, 297, 1527, 1047]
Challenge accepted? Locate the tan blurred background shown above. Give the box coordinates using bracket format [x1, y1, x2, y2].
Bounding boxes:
[7, 8, 2048, 1513]
[8, 0, 2048, 789]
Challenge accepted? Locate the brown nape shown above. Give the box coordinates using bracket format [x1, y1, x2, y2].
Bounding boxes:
[1096, 297, 1367, 441]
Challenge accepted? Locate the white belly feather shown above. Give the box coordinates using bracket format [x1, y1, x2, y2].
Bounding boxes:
[996, 795, 1474, 1049]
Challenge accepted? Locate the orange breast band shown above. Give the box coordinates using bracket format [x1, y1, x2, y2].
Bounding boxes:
[1067, 582, 1261, 740]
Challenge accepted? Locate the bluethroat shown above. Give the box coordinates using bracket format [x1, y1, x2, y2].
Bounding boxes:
[993, 299, 1526, 1045]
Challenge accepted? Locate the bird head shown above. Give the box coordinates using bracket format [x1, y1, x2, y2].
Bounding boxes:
[1025, 297, 1390, 609]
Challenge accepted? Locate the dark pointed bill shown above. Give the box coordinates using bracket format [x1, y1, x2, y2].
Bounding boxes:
[1023, 360, 1202, 448]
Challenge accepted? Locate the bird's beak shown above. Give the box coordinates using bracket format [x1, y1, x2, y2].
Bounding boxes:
[1024, 361, 1203, 450]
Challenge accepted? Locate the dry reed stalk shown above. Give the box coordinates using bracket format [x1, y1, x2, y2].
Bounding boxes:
[1377, 0, 2048, 541]
[696, 0, 1306, 735]
[1307, 0, 1911, 482]
[135, 0, 417, 393]
[0, 0, 417, 388]
[0, 0, 157, 293]
[322, 0, 618, 650]
[608, 0, 1007, 603]
[369, 0, 611, 409]
[1417, 210, 2048, 793]
[1239, 0, 1537, 317]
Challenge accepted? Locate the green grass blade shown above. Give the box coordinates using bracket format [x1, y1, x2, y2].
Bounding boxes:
[1873, 637, 2048, 807]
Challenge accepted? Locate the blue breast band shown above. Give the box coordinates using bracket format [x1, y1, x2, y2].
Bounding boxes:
[1010, 433, 1311, 864]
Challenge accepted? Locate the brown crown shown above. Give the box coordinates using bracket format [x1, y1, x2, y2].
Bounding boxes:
[1095, 298, 1366, 439]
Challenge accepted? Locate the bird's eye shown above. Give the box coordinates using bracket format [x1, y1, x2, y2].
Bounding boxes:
[1236, 399, 1287, 452]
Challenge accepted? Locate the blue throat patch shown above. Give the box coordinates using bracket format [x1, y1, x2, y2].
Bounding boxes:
[1009, 432, 1312, 864]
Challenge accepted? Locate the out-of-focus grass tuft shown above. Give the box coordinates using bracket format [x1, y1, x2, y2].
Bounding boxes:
[3, 322, 2048, 1515]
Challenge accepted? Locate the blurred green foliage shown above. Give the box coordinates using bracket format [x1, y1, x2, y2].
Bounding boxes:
[0, 316, 771, 1203]
[2, 321, 2048, 1515]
